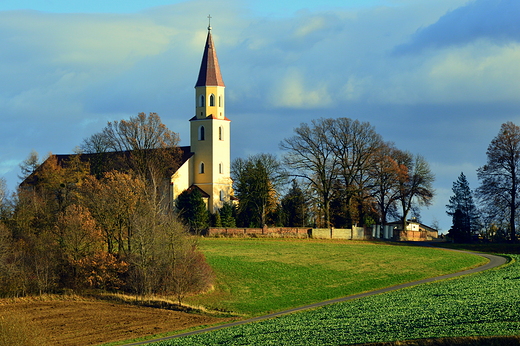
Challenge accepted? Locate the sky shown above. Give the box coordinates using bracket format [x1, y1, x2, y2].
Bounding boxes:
[1, 0, 519, 232]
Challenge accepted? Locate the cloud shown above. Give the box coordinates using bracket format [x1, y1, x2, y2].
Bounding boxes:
[395, 0, 520, 54]
[270, 68, 333, 108]
[2, 0, 520, 230]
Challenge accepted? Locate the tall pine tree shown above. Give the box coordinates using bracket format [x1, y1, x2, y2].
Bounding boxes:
[446, 172, 480, 242]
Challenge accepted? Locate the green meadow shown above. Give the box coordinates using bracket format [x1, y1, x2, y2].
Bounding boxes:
[185, 238, 485, 316]
[155, 253, 519, 346]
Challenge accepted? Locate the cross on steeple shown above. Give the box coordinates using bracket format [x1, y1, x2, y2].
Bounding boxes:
[207, 14, 212, 31]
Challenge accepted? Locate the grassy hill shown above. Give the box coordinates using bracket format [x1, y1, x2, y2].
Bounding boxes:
[149, 242, 520, 346]
[184, 238, 485, 316]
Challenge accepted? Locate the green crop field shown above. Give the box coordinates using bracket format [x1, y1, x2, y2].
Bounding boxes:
[185, 238, 485, 316]
[152, 253, 519, 346]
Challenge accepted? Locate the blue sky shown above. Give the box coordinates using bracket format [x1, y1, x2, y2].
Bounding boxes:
[1, 0, 519, 231]
[0, 0, 390, 14]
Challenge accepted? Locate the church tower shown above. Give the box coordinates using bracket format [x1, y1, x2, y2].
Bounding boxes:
[190, 23, 232, 213]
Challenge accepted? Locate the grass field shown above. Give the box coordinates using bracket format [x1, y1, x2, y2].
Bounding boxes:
[184, 238, 486, 316]
[151, 253, 519, 346]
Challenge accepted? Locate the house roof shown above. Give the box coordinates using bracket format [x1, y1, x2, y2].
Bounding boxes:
[189, 114, 231, 122]
[195, 29, 225, 88]
[387, 220, 438, 233]
[20, 146, 193, 187]
[186, 184, 210, 198]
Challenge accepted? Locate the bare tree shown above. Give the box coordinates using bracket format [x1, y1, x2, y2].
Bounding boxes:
[328, 118, 384, 226]
[0, 178, 9, 220]
[396, 152, 435, 232]
[18, 150, 40, 182]
[82, 112, 181, 205]
[82, 112, 179, 153]
[477, 121, 520, 242]
[280, 118, 339, 228]
[369, 144, 407, 229]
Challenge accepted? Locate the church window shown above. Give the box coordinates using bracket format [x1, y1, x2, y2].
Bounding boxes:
[199, 95, 205, 107]
[219, 163, 223, 174]
[199, 162, 205, 174]
[209, 94, 215, 107]
[220, 190, 224, 201]
[199, 126, 205, 141]
[219, 126, 223, 140]
[219, 96, 222, 107]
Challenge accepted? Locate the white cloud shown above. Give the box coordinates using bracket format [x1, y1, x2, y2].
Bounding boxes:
[294, 16, 327, 38]
[270, 68, 333, 108]
[427, 42, 520, 103]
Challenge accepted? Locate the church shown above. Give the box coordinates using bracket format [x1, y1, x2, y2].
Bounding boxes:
[171, 23, 234, 213]
[21, 24, 234, 215]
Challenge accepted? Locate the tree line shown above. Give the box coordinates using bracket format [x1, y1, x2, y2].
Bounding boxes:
[447, 121, 520, 243]
[0, 113, 212, 302]
[0, 113, 438, 298]
[229, 117, 435, 232]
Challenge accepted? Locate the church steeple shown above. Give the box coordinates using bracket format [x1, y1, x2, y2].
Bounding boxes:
[190, 21, 232, 214]
[195, 27, 225, 88]
[194, 22, 226, 121]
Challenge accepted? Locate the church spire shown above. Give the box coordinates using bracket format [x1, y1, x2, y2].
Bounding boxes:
[195, 19, 225, 88]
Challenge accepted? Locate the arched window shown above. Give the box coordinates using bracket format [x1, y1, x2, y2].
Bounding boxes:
[209, 94, 215, 107]
[219, 126, 223, 140]
[220, 190, 224, 201]
[199, 126, 205, 141]
[199, 162, 205, 174]
[199, 95, 205, 107]
[219, 96, 222, 107]
[219, 163, 223, 174]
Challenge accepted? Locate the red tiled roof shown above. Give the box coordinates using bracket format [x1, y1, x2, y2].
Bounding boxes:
[189, 114, 231, 121]
[195, 30, 225, 87]
[186, 184, 210, 198]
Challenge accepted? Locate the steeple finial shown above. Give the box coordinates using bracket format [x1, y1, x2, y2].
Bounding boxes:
[207, 14, 212, 31]
[195, 17, 225, 87]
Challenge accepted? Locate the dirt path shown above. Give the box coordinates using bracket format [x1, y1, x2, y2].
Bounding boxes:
[0, 299, 231, 346]
[123, 251, 507, 346]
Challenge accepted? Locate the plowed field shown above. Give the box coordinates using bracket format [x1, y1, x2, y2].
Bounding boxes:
[0, 299, 229, 346]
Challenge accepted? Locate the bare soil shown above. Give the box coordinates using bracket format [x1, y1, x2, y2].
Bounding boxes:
[0, 297, 231, 346]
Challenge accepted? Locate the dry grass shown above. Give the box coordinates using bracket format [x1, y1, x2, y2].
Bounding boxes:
[0, 311, 50, 346]
[0, 294, 232, 346]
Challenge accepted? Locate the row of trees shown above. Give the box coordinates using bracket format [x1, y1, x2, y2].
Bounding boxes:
[447, 121, 520, 242]
[230, 118, 435, 232]
[0, 113, 439, 299]
[0, 113, 213, 302]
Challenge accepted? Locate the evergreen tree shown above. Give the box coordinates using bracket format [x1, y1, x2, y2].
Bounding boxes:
[218, 202, 236, 228]
[446, 172, 480, 242]
[214, 211, 222, 228]
[175, 188, 209, 234]
[232, 154, 285, 227]
[281, 180, 308, 227]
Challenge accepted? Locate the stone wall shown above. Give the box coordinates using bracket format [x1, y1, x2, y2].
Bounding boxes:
[208, 227, 370, 240]
[312, 227, 367, 240]
[207, 227, 311, 237]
